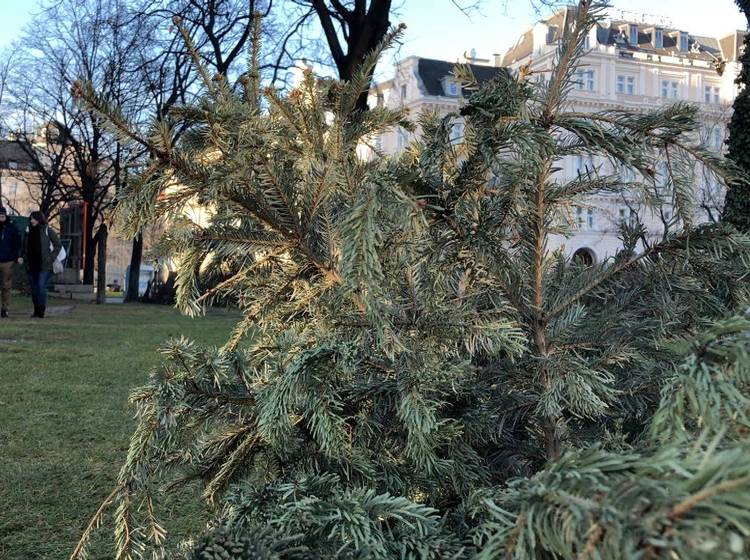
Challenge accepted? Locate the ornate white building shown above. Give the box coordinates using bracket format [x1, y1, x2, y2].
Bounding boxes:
[371, 8, 745, 262]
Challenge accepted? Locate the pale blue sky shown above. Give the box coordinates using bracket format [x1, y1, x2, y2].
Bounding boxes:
[0, 0, 38, 49]
[0, 1, 746, 68]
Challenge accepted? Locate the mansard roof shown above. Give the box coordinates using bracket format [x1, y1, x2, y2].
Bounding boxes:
[501, 8, 745, 67]
[0, 140, 38, 171]
[415, 57, 509, 97]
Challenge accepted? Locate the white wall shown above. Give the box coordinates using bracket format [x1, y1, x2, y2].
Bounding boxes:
[370, 31, 737, 262]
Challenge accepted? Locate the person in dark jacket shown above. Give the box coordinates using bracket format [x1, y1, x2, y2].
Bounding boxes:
[25, 211, 62, 319]
[0, 206, 23, 318]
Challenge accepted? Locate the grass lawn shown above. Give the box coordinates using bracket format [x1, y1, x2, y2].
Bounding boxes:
[0, 296, 240, 559]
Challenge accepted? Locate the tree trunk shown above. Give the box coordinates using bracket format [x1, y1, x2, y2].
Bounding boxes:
[95, 223, 108, 304]
[125, 233, 143, 303]
[310, 0, 392, 112]
[82, 201, 96, 284]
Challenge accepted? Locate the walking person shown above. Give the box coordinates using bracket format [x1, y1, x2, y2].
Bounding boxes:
[25, 211, 62, 319]
[0, 206, 23, 318]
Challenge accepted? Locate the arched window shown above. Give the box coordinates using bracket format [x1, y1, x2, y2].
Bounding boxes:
[572, 247, 596, 266]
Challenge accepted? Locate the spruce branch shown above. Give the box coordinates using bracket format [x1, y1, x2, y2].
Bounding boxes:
[576, 523, 605, 560]
[71, 80, 159, 156]
[69, 483, 125, 560]
[669, 475, 750, 520]
[171, 15, 215, 94]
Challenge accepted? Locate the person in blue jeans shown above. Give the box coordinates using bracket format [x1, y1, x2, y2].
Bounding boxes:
[25, 211, 62, 319]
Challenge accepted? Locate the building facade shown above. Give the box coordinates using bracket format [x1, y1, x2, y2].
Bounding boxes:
[372, 9, 744, 262]
[0, 140, 40, 217]
[0, 137, 141, 289]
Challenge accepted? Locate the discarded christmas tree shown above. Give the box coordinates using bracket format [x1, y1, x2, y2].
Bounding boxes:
[72, 3, 750, 559]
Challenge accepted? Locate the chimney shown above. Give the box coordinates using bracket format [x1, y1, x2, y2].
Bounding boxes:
[493, 53, 503, 67]
[532, 22, 549, 54]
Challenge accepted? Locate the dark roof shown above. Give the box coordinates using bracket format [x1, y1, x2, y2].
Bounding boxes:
[608, 22, 724, 61]
[0, 140, 38, 170]
[500, 9, 745, 66]
[416, 58, 509, 97]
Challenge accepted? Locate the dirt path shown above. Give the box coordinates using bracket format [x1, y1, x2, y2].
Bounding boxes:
[6, 304, 77, 318]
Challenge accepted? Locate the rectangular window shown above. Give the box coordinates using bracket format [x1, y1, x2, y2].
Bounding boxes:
[7, 161, 17, 170]
[713, 128, 723, 150]
[575, 155, 594, 172]
[661, 80, 679, 98]
[575, 207, 595, 229]
[704, 85, 720, 103]
[400, 85, 407, 99]
[397, 128, 407, 148]
[620, 208, 638, 225]
[583, 35, 590, 50]
[657, 163, 670, 193]
[617, 75, 634, 94]
[680, 33, 689, 52]
[449, 122, 464, 144]
[629, 24, 638, 46]
[619, 164, 635, 182]
[654, 29, 663, 49]
[575, 70, 595, 91]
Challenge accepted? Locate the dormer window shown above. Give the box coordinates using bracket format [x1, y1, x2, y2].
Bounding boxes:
[442, 77, 460, 97]
[654, 28, 663, 49]
[679, 32, 689, 52]
[629, 24, 638, 46]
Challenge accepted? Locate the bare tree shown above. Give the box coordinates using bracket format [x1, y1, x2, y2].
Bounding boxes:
[0, 50, 13, 111]
[6, 131, 74, 220]
[121, 0, 270, 301]
[4, 0, 148, 284]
